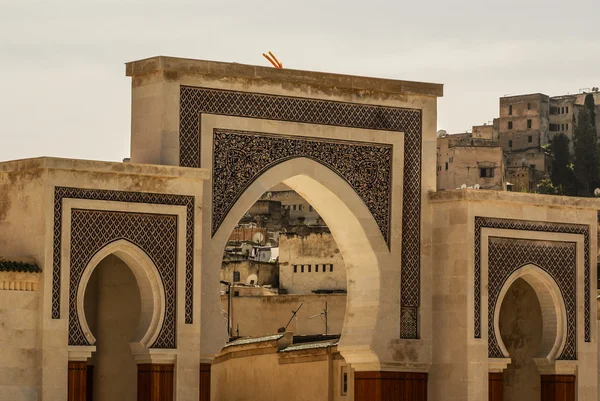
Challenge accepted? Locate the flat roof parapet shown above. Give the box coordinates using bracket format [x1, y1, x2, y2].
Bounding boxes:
[125, 56, 443, 98]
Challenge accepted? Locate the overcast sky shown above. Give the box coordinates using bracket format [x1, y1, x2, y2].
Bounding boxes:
[1, 0, 598, 163]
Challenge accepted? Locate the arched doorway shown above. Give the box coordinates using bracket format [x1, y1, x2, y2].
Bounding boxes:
[499, 277, 543, 400]
[202, 157, 398, 390]
[84, 254, 141, 401]
[79, 241, 168, 401]
[492, 264, 572, 401]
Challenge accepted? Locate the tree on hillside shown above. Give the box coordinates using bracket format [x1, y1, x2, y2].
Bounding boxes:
[549, 133, 575, 195]
[573, 106, 598, 196]
[584, 93, 596, 129]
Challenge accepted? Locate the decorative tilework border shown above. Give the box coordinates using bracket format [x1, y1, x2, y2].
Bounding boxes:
[52, 187, 196, 324]
[179, 86, 423, 338]
[69, 210, 177, 348]
[474, 217, 590, 343]
[211, 129, 393, 243]
[488, 238, 576, 360]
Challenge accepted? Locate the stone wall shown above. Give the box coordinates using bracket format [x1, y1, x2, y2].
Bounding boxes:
[221, 293, 346, 337]
[0, 288, 39, 401]
[279, 233, 346, 294]
[211, 339, 353, 401]
[436, 139, 505, 191]
[220, 259, 278, 287]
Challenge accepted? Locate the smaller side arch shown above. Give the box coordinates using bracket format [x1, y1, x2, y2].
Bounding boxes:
[494, 264, 567, 361]
[76, 240, 166, 349]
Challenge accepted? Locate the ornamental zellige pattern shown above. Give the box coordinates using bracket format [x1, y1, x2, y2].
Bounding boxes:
[474, 217, 590, 343]
[52, 187, 195, 324]
[212, 129, 392, 242]
[488, 237, 576, 360]
[180, 86, 423, 339]
[69, 210, 177, 348]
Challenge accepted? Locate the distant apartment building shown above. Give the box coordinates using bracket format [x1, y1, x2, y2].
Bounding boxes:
[263, 184, 325, 226]
[436, 123, 506, 191]
[438, 88, 599, 193]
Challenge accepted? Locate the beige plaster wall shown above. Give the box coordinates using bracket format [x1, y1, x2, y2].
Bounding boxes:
[222, 293, 346, 337]
[429, 199, 471, 401]
[279, 233, 346, 294]
[212, 343, 350, 401]
[87, 255, 141, 401]
[499, 278, 542, 401]
[0, 289, 40, 401]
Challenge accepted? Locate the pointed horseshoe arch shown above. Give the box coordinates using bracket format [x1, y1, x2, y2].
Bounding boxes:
[205, 157, 388, 365]
[76, 240, 166, 349]
[493, 264, 568, 362]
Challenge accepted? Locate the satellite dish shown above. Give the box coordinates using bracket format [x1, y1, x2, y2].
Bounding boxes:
[460, 184, 467, 189]
[474, 184, 480, 190]
[594, 188, 600, 196]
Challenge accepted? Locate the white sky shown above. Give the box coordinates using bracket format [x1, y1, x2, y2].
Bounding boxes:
[1, 0, 599, 162]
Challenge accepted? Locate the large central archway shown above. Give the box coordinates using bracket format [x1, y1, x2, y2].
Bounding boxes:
[201, 157, 396, 370]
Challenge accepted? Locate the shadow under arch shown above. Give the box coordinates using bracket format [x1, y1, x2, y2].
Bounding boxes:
[206, 157, 390, 366]
[77, 239, 166, 350]
[494, 264, 567, 362]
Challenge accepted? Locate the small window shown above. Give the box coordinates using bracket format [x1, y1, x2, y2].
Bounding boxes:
[341, 367, 348, 396]
[315, 264, 319, 272]
[527, 119, 532, 129]
[509, 105, 513, 115]
[234, 291, 240, 297]
[445, 162, 448, 171]
[566, 123, 569, 130]
[566, 106, 569, 114]
[561, 107, 565, 114]
[233, 271, 241, 282]
[528, 135, 532, 143]
[480, 168, 494, 178]
[309, 205, 313, 212]
[508, 121, 513, 130]
[293, 265, 297, 273]
[330, 264, 334, 272]
[308, 265, 311, 273]
[561, 124, 565, 131]
[301, 265, 304, 273]
[527, 103, 531, 110]
[509, 140, 513, 148]
[250, 279, 255, 285]
[293, 205, 297, 211]
[298, 204, 303, 211]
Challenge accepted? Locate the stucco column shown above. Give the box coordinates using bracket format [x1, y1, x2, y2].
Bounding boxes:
[354, 371, 427, 401]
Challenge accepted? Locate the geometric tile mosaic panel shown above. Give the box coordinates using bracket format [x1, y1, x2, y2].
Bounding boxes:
[52, 187, 195, 325]
[69, 210, 177, 348]
[474, 217, 590, 344]
[488, 237, 576, 360]
[212, 129, 393, 243]
[180, 86, 423, 339]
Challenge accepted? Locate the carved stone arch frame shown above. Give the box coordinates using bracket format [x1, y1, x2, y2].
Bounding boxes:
[480, 226, 585, 362]
[493, 264, 567, 362]
[76, 239, 166, 349]
[199, 118, 404, 366]
[60, 197, 189, 350]
[187, 86, 425, 339]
